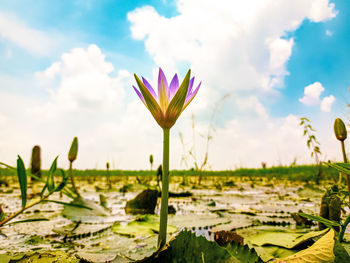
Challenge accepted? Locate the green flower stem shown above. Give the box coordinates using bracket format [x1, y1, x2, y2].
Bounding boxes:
[341, 140, 350, 203]
[158, 128, 170, 247]
[69, 162, 80, 198]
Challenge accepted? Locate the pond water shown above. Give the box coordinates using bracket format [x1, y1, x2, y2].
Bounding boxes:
[0, 176, 341, 261]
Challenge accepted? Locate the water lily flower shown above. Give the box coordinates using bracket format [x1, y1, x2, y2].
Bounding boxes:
[133, 68, 201, 129]
[132, 67, 201, 248]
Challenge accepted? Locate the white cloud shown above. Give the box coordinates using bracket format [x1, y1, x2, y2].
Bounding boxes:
[267, 38, 294, 71]
[34, 44, 128, 116]
[321, 95, 335, 112]
[308, 0, 337, 22]
[0, 12, 57, 56]
[0, 0, 340, 170]
[124, 0, 338, 169]
[128, 0, 336, 97]
[236, 96, 268, 119]
[299, 82, 325, 106]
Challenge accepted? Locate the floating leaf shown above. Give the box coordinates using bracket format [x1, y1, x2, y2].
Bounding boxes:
[273, 229, 335, 263]
[10, 251, 79, 263]
[112, 215, 177, 238]
[62, 198, 109, 222]
[44, 200, 92, 210]
[247, 228, 328, 249]
[16, 155, 27, 208]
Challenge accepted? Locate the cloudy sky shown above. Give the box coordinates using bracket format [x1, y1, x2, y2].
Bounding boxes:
[0, 0, 349, 170]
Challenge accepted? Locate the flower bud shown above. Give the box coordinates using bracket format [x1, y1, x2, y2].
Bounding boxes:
[68, 137, 78, 163]
[334, 118, 347, 141]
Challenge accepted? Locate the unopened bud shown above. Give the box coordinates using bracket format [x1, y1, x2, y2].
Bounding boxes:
[68, 137, 78, 162]
[334, 118, 347, 141]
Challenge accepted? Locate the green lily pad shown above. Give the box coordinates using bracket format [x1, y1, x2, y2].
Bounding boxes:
[112, 215, 177, 238]
[239, 226, 328, 249]
[272, 229, 335, 262]
[0, 251, 79, 263]
[254, 246, 297, 262]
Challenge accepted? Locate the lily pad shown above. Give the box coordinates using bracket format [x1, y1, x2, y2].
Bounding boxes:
[76, 251, 128, 263]
[273, 229, 335, 263]
[62, 198, 110, 223]
[112, 215, 177, 238]
[1, 251, 79, 263]
[254, 246, 296, 262]
[246, 228, 328, 249]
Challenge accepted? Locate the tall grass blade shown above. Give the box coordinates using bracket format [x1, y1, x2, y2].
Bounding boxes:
[47, 157, 58, 193]
[16, 155, 27, 208]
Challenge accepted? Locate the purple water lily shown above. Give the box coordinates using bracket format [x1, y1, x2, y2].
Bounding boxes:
[133, 68, 201, 129]
[132, 67, 201, 247]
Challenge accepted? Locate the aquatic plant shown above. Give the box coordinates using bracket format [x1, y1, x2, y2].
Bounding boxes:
[149, 154, 153, 171]
[0, 156, 77, 227]
[299, 117, 322, 184]
[133, 67, 200, 247]
[334, 118, 349, 196]
[106, 162, 111, 189]
[68, 137, 80, 197]
[30, 145, 41, 181]
[179, 94, 229, 185]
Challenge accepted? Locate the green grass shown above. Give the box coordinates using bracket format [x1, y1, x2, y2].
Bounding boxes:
[0, 164, 339, 182]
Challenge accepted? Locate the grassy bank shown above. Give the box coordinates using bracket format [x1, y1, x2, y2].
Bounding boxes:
[0, 164, 339, 182]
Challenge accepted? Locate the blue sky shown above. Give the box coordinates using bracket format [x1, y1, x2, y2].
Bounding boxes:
[0, 0, 349, 169]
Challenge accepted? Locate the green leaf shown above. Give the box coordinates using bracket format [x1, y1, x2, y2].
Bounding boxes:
[44, 200, 92, 210]
[16, 155, 27, 208]
[146, 230, 233, 263]
[28, 173, 45, 183]
[247, 228, 328, 249]
[299, 213, 341, 227]
[273, 229, 335, 263]
[334, 239, 350, 263]
[62, 198, 109, 222]
[112, 215, 177, 238]
[8, 218, 49, 225]
[46, 156, 58, 193]
[326, 162, 350, 175]
[226, 241, 264, 263]
[54, 169, 68, 193]
[0, 162, 15, 169]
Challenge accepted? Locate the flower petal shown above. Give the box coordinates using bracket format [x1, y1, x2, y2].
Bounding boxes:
[187, 77, 195, 96]
[169, 74, 179, 100]
[165, 69, 191, 128]
[158, 68, 169, 111]
[142, 77, 158, 99]
[182, 81, 201, 112]
[134, 74, 163, 123]
[133, 85, 147, 107]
